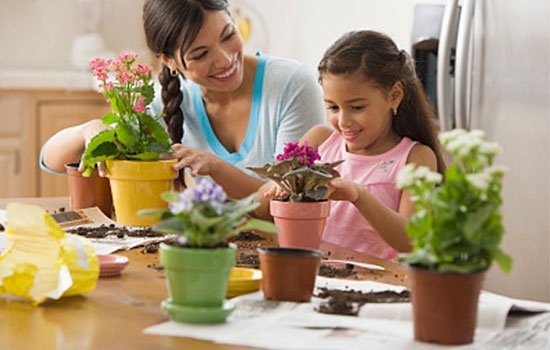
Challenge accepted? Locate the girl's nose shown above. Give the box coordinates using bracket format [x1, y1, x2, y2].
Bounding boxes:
[338, 111, 354, 128]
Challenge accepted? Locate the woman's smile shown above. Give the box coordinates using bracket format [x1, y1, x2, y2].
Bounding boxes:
[211, 59, 239, 82]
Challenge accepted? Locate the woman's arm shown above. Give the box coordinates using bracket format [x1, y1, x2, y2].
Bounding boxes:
[41, 119, 109, 173]
[327, 144, 437, 253]
[170, 144, 264, 199]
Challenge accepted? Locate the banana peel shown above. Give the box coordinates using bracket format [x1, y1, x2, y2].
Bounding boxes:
[0, 203, 99, 305]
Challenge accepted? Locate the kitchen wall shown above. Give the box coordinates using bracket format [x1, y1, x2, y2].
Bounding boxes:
[0, 0, 148, 69]
[0, 0, 414, 72]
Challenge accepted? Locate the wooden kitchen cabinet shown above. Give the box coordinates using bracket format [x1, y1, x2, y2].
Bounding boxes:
[0, 89, 110, 198]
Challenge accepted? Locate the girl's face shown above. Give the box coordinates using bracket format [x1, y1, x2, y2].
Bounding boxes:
[173, 10, 245, 92]
[321, 73, 403, 156]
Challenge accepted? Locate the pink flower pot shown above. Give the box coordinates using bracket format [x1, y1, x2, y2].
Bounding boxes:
[270, 200, 330, 250]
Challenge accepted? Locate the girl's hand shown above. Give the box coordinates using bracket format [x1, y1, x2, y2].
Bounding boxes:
[327, 178, 361, 203]
[170, 143, 221, 177]
[263, 181, 288, 199]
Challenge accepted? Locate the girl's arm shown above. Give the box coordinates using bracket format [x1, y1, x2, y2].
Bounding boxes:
[328, 144, 437, 253]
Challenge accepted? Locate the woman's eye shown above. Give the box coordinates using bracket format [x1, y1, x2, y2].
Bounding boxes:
[223, 30, 237, 42]
[351, 105, 365, 111]
[190, 51, 208, 61]
[326, 105, 339, 112]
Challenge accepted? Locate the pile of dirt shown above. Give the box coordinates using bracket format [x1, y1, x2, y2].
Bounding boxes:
[318, 264, 357, 278]
[66, 224, 166, 239]
[237, 253, 260, 268]
[315, 287, 410, 316]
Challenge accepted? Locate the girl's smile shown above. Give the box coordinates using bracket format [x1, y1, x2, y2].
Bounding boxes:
[322, 73, 402, 156]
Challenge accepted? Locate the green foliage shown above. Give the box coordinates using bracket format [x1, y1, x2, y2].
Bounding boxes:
[248, 158, 343, 202]
[81, 53, 172, 177]
[140, 178, 280, 248]
[396, 129, 512, 274]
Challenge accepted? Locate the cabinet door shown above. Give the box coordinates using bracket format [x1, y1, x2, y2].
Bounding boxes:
[38, 100, 110, 197]
[0, 94, 35, 197]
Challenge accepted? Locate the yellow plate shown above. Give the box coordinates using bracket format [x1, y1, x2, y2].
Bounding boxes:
[227, 267, 262, 298]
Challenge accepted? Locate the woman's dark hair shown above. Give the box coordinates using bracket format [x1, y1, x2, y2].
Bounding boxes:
[143, 0, 229, 144]
[318, 30, 445, 174]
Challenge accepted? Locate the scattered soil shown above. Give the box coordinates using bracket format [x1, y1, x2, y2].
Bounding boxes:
[318, 264, 357, 278]
[234, 231, 264, 241]
[237, 253, 260, 268]
[66, 224, 166, 239]
[315, 287, 410, 316]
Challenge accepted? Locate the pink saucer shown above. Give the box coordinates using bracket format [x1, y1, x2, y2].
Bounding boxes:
[98, 254, 129, 277]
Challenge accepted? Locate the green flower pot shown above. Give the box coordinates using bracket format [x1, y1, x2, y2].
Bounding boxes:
[159, 242, 237, 324]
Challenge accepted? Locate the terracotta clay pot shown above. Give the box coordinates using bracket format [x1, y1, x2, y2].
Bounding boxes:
[257, 246, 322, 302]
[409, 266, 486, 345]
[270, 200, 330, 250]
[65, 163, 113, 217]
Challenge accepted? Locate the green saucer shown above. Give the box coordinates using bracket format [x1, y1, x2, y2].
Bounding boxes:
[161, 299, 235, 324]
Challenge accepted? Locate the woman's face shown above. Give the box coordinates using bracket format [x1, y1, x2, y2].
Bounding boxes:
[176, 10, 244, 92]
[321, 73, 402, 155]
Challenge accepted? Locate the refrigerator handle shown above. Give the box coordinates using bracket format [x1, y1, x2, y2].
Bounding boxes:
[455, 0, 475, 130]
[437, 0, 459, 131]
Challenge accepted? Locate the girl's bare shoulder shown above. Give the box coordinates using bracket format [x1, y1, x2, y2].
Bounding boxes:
[300, 124, 334, 148]
[407, 143, 437, 171]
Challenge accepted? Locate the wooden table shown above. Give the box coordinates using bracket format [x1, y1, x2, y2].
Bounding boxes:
[0, 197, 410, 350]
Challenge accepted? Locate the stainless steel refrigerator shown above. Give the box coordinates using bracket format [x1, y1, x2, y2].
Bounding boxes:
[434, 0, 550, 302]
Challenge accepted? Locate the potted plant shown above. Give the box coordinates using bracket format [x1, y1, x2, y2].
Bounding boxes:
[82, 52, 176, 226]
[396, 128, 513, 345]
[142, 177, 279, 324]
[248, 141, 343, 249]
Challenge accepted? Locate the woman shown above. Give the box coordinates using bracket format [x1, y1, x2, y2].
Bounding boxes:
[41, 0, 324, 199]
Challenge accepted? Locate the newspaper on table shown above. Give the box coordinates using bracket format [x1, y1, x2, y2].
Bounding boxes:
[144, 276, 550, 350]
[0, 206, 169, 255]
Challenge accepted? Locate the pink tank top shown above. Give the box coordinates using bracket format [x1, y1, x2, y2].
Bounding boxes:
[319, 132, 417, 260]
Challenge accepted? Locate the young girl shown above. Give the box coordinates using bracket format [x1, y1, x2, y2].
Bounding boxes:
[256, 30, 445, 260]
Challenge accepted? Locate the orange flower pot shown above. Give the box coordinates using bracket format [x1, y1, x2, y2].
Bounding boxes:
[65, 163, 112, 217]
[257, 246, 322, 302]
[409, 266, 486, 345]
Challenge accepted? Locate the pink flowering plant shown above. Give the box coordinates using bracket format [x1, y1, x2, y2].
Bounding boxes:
[247, 142, 343, 202]
[81, 52, 171, 177]
[141, 178, 279, 248]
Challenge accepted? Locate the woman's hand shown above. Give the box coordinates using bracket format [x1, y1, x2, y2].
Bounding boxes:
[77, 120, 112, 176]
[170, 143, 222, 177]
[327, 178, 361, 203]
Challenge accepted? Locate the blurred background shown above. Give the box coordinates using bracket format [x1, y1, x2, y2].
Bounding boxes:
[0, 0, 415, 71]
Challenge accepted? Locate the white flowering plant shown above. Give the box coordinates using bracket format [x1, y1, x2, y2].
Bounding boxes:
[396, 129, 512, 274]
[142, 178, 279, 248]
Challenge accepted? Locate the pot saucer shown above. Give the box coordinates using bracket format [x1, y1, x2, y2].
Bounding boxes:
[161, 299, 235, 324]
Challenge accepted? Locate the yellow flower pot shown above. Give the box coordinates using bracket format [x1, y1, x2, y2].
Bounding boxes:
[105, 159, 178, 227]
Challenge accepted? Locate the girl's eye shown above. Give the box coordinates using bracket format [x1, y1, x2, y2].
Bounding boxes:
[326, 105, 339, 112]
